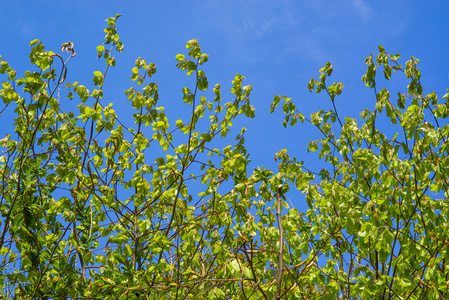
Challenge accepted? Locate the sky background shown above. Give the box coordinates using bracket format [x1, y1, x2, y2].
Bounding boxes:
[1, 0, 448, 211]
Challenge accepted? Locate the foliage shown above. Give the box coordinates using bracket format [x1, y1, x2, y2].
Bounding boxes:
[0, 14, 448, 299]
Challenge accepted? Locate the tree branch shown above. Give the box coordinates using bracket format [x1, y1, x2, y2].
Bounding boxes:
[275, 184, 284, 300]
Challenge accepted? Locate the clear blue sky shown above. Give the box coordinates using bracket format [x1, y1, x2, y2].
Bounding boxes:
[1, 1, 448, 210]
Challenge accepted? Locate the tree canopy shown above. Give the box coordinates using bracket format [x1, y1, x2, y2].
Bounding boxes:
[1, 14, 449, 299]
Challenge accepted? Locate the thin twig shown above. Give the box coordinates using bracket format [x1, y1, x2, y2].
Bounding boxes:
[275, 184, 284, 300]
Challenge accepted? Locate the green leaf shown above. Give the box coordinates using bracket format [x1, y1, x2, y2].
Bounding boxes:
[29, 39, 41, 46]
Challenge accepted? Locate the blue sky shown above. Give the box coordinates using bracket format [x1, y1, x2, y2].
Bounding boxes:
[1, 0, 448, 210]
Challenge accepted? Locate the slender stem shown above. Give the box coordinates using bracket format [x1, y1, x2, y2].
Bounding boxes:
[275, 184, 284, 300]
